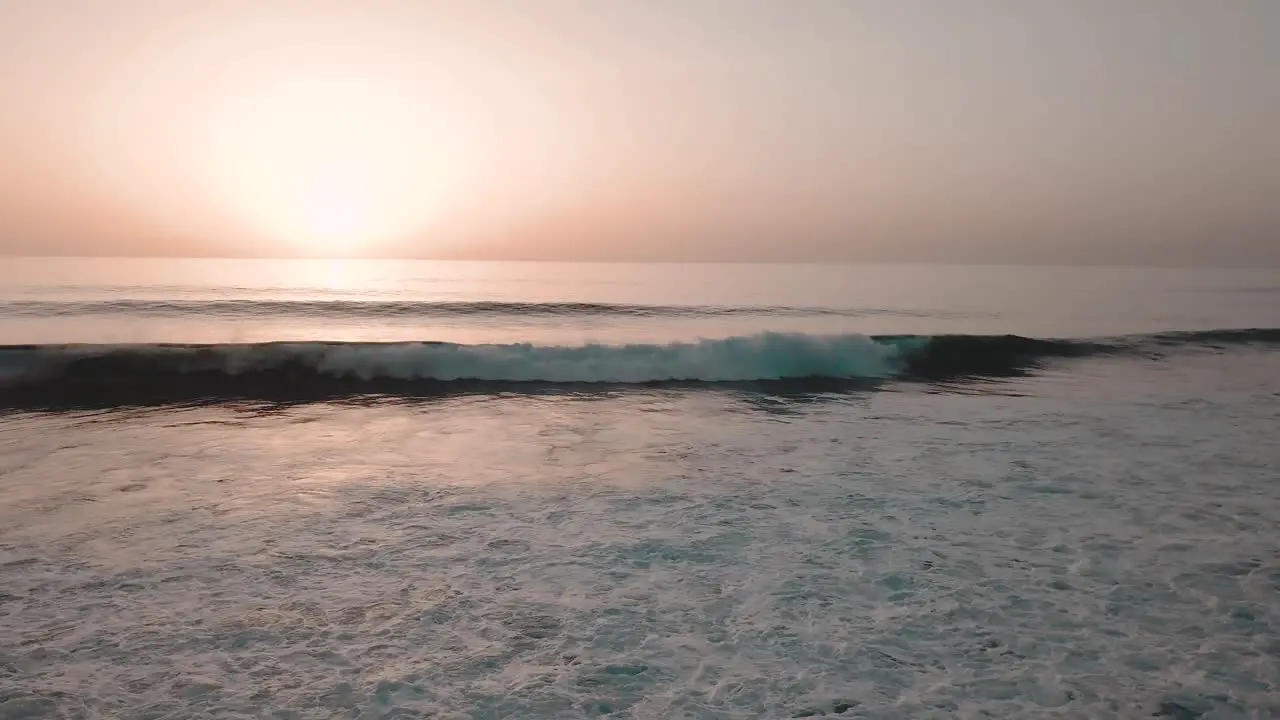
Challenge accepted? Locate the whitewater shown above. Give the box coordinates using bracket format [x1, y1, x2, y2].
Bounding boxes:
[1, 260, 1278, 719]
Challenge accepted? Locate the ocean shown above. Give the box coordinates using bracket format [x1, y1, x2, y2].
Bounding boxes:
[1, 258, 1277, 719]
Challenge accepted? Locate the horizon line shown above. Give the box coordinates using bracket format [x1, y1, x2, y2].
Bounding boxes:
[1, 255, 1278, 271]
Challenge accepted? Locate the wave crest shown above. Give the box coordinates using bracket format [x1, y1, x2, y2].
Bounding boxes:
[1, 328, 1275, 408]
[2, 333, 907, 384]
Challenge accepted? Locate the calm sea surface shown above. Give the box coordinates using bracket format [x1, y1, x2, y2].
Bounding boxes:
[1, 259, 1278, 719]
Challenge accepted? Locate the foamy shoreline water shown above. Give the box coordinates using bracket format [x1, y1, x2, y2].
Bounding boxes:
[2, 346, 1278, 718]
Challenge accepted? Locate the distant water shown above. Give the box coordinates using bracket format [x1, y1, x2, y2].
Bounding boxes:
[1, 258, 1278, 718]
[2, 258, 1279, 346]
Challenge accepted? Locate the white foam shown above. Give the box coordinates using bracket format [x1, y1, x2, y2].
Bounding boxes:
[3, 358, 1278, 718]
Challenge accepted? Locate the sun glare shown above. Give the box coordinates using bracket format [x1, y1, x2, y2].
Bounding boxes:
[206, 76, 455, 256]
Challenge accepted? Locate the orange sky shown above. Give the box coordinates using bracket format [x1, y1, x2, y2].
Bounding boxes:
[1, 1, 1277, 265]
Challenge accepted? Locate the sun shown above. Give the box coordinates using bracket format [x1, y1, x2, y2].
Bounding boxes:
[204, 75, 456, 256]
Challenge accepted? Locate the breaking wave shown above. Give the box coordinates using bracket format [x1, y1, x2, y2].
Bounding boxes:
[0, 329, 1275, 408]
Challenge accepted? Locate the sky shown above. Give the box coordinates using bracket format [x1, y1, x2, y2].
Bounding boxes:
[0, 0, 1276, 265]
